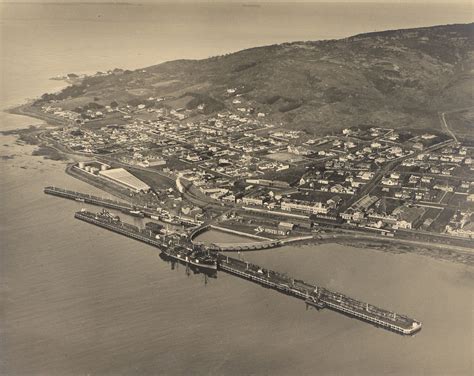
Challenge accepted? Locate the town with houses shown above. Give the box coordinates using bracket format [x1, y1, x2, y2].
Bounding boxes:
[36, 82, 474, 244]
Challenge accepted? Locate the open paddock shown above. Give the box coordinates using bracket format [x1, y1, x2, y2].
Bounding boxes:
[265, 151, 306, 163]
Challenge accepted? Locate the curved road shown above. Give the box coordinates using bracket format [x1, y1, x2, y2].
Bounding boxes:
[439, 112, 458, 143]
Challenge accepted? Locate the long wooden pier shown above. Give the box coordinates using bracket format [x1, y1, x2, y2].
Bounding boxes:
[45, 186, 135, 212]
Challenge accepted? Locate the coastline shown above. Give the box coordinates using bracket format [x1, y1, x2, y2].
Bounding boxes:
[213, 231, 474, 266]
[332, 237, 473, 266]
[6, 103, 67, 127]
[1, 124, 69, 161]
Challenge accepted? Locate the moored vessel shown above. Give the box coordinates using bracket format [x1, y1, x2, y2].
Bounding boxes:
[162, 244, 218, 271]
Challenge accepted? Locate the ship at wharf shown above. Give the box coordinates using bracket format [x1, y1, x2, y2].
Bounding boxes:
[74, 209, 422, 336]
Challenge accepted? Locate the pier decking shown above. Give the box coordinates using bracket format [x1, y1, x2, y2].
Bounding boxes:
[45, 186, 137, 213]
[75, 210, 163, 248]
[45, 186, 199, 226]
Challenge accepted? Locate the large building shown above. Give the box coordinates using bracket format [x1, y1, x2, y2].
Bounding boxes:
[392, 205, 425, 230]
[242, 196, 264, 206]
[99, 168, 151, 193]
[341, 194, 379, 222]
[245, 179, 290, 188]
[281, 199, 328, 215]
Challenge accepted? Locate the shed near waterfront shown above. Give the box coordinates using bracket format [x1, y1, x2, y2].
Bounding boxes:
[99, 167, 150, 193]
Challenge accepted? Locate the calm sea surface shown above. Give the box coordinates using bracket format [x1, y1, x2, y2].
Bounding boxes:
[1, 3, 473, 375]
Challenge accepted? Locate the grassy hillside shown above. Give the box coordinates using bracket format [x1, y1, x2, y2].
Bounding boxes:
[36, 23, 474, 135]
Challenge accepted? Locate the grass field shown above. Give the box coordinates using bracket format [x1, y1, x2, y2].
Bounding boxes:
[265, 152, 305, 162]
[446, 108, 474, 140]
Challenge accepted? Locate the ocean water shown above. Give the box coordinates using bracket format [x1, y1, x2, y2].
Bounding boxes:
[1, 2, 473, 375]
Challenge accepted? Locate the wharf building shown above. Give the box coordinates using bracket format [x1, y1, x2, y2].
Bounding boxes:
[281, 199, 329, 215]
[76, 161, 150, 193]
[99, 168, 151, 193]
[341, 195, 379, 222]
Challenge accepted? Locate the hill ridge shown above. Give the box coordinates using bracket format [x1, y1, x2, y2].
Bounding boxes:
[35, 22, 474, 137]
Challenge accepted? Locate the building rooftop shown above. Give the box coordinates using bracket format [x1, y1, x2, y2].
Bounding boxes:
[393, 205, 425, 224]
[99, 168, 150, 192]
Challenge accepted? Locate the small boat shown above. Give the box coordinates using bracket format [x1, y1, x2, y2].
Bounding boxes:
[128, 210, 145, 218]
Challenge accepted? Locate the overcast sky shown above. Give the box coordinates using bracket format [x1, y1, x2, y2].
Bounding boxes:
[1, 0, 472, 4]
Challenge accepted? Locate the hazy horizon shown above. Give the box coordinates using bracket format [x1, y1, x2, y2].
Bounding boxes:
[2, 0, 472, 110]
[1, 0, 473, 4]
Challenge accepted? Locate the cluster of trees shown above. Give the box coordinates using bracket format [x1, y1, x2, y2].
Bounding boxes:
[186, 93, 225, 114]
[73, 102, 104, 114]
[279, 99, 303, 113]
[260, 95, 303, 113]
[36, 84, 86, 104]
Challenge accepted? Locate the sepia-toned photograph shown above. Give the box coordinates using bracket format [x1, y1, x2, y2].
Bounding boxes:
[1, 1, 473, 375]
